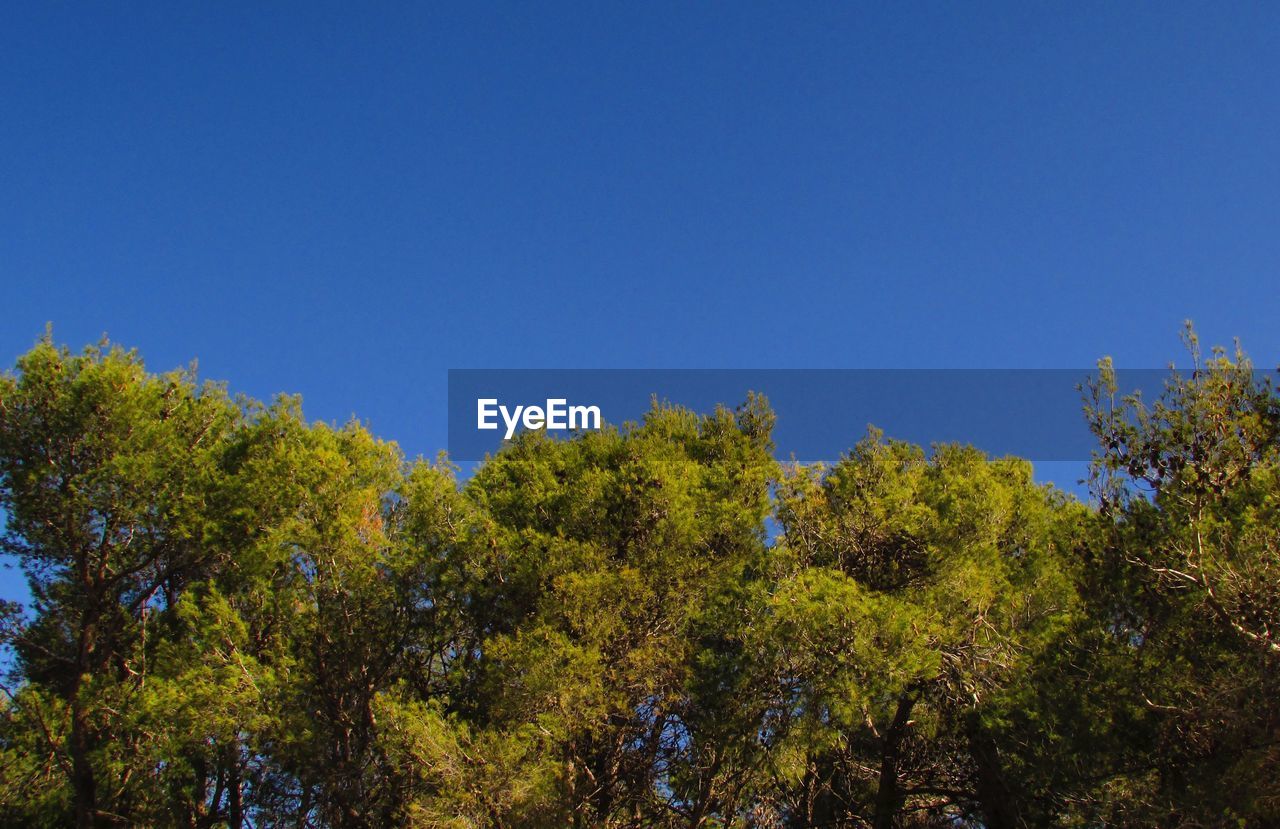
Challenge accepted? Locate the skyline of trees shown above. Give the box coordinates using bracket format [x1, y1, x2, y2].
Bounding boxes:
[1, 330, 1277, 827]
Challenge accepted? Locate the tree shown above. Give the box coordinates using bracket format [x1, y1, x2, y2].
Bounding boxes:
[456, 397, 777, 827]
[0, 337, 240, 826]
[1078, 327, 1280, 824]
[767, 434, 1083, 828]
[3, 330, 1277, 827]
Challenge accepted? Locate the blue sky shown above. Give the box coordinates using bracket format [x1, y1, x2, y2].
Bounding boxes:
[3, 5, 1279, 601]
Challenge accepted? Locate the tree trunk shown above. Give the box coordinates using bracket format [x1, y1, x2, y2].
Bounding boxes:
[71, 694, 97, 829]
[226, 742, 243, 829]
[872, 692, 916, 829]
[967, 721, 1021, 829]
[72, 602, 100, 829]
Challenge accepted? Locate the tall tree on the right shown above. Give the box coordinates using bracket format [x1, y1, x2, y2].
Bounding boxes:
[1080, 325, 1280, 825]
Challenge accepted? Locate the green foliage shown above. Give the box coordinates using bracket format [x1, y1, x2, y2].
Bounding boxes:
[1075, 326, 1280, 825]
[0, 329, 1276, 827]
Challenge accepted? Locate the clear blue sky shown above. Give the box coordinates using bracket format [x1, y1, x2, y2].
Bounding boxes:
[2, 4, 1278, 598]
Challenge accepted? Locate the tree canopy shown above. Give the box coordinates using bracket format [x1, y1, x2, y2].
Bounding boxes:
[2, 331, 1278, 827]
